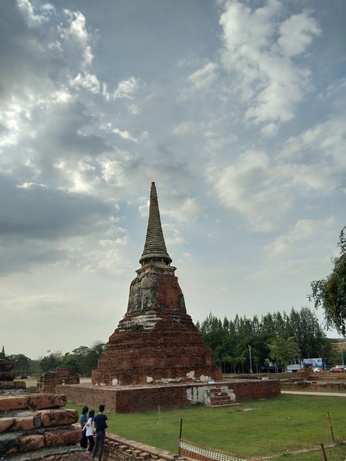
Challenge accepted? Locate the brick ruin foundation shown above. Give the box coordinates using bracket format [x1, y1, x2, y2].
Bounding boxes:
[0, 393, 85, 459]
[57, 379, 281, 413]
[0, 359, 26, 395]
[0, 359, 86, 459]
[0, 387, 195, 460]
[37, 368, 80, 393]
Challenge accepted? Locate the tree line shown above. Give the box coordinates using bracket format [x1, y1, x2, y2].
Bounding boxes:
[196, 307, 338, 373]
[0, 341, 107, 378]
[1, 307, 343, 377]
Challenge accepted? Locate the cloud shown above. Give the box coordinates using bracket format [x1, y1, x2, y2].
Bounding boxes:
[208, 150, 290, 231]
[219, 0, 321, 125]
[0, 1, 63, 105]
[61, 10, 94, 68]
[0, 173, 117, 240]
[281, 115, 346, 170]
[265, 217, 337, 258]
[112, 76, 142, 100]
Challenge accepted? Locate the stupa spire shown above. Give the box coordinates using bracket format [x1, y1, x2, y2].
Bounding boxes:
[139, 182, 172, 266]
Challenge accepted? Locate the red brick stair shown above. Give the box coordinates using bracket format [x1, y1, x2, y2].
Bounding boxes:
[209, 386, 238, 407]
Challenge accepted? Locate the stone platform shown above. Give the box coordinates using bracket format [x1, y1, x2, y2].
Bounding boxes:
[57, 378, 281, 413]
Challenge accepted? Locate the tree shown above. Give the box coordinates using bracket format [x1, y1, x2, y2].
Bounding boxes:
[39, 352, 63, 373]
[268, 336, 300, 371]
[7, 354, 32, 377]
[310, 226, 346, 335]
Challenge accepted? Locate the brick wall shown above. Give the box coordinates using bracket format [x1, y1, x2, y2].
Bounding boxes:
[57, 379, 281, 414]
[101, 433, 191, 461]
[0, 393, 87, 459]
[37, 368, 80, 393]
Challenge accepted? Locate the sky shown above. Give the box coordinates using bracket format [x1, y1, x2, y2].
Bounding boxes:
[1, 0, 346, 360]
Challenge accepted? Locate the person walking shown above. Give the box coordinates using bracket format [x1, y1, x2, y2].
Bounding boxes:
[85, 409, 95, 453]
[92, 404, 108, 460]
[79, 405, 89, 449]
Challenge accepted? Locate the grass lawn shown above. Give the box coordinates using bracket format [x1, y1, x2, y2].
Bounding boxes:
[68, 395, 346, 460]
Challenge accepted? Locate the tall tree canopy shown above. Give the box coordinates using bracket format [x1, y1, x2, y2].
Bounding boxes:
[310, 226, 346, 335]
[198, 307, 328, 373]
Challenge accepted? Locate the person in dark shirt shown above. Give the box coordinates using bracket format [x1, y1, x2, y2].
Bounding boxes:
[79, 405, 89, 449]
[92, 404, 108, 460]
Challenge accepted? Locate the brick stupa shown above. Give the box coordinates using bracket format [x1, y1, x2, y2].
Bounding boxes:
[92, 182, 222, 385]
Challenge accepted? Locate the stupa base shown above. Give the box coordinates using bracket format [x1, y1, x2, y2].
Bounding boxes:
[56, 378, 281, 413]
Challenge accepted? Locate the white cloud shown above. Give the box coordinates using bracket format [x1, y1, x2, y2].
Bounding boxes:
[265, 217, 337, 258]
[219, 1, 321, 125]
[187, 62, 219, 90]
[164, 197, 201, 223]
[209, 150, 289, 231]
[70, 72, 101, 94]
[282, 116, 346, 168]
[112, 76, 141, 100]
[278, 10, 321, 57]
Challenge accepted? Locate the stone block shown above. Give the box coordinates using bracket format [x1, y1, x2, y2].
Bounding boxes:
[0, 395, 28, 411]
[0, 393, 67, 411]
[44, 428, 82, 447]
[0, 418, 14, 433]
[0, 360, 14, 371]
[0, 371, 16, 381]
[19, 434, 45, 452]
[0, 415, 40, 432]
[29, 393, 67, 410]
[40, 408, 79, 427]
[0, 380, 26, 389]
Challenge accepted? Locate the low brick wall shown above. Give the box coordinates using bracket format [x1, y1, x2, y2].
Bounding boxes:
[57, 379, 281, 414]
[0, 393, 86, 459]
[37, 368, 80, 393]
[225, 379, 281, 401]
[102, 433, 190, 461]
[281, 380, 346, 392]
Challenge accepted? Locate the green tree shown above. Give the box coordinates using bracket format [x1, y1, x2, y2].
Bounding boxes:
[39, 352, 63, 373]
[59, 354, 80, 374]
[268, 336, 300, 371]
[82, 341, 108, 375]
[310, 226, 346, 335]
[7, 354, 32, 377]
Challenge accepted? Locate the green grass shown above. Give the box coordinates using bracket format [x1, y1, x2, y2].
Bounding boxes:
[68, 395, 346, 460]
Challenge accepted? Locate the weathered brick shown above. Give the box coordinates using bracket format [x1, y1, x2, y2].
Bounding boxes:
[37, 368, 80, 393]
[0, 360, 14, 371]
[0, 415, 42, 434]
[0, 395, 28, 411]
[0, 418, 14, 433]
[44, 428, 82, 447]
[0, 380, 26, 389]
[0, 371, 16, 381]
[28, 393, 67, 410]
[19, 434, 45, 452]
[40, 408, 78, 427]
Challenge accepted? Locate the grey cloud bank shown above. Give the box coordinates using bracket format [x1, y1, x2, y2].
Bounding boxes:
[0, 0, 345, 359]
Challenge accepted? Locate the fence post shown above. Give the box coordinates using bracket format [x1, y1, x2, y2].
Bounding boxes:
[327, 412, 336, 443]
[320, 443, 328, 461]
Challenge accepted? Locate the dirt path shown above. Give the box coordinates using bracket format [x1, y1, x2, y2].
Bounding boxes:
[282, 390, 346, 397]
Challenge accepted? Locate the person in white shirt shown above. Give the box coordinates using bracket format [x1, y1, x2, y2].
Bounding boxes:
[85, 409, 95, 452]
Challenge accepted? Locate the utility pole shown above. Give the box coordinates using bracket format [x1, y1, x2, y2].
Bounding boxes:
[248, 345, 253, 374]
